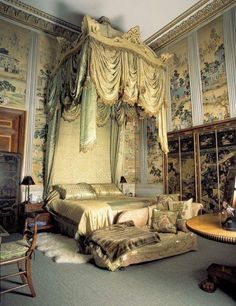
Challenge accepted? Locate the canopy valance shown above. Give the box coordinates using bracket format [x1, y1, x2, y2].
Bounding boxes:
[44, 16, 168, 197]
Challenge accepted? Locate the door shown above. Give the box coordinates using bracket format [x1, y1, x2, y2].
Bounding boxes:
[0, 107, 25, 231]
[0, 107, 25, 154]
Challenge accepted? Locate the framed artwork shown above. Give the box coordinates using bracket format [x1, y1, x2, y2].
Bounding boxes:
[0, 151, 21, 232]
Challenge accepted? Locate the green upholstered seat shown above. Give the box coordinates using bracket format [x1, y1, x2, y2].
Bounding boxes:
[0, 240, 29, 262]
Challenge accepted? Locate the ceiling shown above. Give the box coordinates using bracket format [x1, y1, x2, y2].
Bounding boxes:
[20, 0, 200, 40]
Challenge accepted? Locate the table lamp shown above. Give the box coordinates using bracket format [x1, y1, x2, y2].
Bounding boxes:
[120, 176, 127, 193]
[21, 175, 35, 203]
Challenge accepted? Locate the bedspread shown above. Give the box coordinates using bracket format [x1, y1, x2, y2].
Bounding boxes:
[46, 194, 153, 238]
[47, 198, 113, 236]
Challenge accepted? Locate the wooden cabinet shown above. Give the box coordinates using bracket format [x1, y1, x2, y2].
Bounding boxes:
[0, 108, 25, 232]
[165, 119, 236, 213]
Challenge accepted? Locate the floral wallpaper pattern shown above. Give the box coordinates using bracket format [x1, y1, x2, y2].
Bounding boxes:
[198, 16, 229, 123]
[168, 38, 192, 130]
[0, 19, 30, 109]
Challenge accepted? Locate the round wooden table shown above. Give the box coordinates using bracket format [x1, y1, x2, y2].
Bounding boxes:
[186, 214, 236, 293]
[186, 214, 236, 244]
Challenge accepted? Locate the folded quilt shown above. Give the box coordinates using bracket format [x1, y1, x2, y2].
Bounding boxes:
[85, 221, 160, 261]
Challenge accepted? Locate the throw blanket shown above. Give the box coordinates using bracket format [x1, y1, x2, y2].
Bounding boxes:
[85, 221, 160, 261]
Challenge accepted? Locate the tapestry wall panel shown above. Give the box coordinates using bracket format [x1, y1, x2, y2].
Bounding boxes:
[0, 151, 21, 231]
[168, 38, 192, 130]
[198, 16, 230, 123]
[0, 19, 30, 109]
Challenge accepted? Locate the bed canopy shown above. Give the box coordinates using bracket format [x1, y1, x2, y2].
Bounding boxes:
[44, 15, 168, 197]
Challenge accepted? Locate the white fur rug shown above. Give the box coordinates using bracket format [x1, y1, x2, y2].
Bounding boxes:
[36, 233, 92, 264]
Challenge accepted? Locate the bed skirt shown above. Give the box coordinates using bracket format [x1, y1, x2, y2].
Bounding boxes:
[49, 210, 77, 238]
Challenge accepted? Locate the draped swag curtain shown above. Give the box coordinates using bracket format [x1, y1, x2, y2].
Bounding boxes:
[44, 16, 168, 198]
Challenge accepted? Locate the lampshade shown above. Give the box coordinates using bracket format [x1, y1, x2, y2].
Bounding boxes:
[21, 176, 35, 203]
[120, 176, 127, 184]
[21, 176, 35, 186]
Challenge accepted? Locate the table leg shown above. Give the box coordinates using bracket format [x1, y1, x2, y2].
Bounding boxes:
[199, 263, 236, 293]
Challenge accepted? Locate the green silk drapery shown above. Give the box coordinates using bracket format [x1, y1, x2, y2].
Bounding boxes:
[44, 16, 168, 198]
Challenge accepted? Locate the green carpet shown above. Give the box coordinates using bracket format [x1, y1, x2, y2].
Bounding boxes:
[1, 235, 235, 306]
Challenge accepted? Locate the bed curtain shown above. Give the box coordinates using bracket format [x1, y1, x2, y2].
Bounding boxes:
[44, 16, 168, 198]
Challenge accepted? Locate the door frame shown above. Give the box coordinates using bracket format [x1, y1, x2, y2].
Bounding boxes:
[0, 106, 26, 157]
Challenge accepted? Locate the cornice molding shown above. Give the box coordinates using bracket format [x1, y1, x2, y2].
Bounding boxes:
[146, 0, 236, 51]
[0, 0, 81, 41]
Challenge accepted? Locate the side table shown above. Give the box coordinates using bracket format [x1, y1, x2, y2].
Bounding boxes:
[19, 202, 54, 232]
[25, 212, 54, 233]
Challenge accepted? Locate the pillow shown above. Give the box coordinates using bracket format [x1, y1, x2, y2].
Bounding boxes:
[151, 209, 177, 234]
[168, 198, 193, 220]
[147, 204, 157, 227]
[168, 198, 193, 232]
[52, 183, 97, 200]
[155, 194, 180, 210]
[116, 207, 148, 227]
[91, 183, 122, 197]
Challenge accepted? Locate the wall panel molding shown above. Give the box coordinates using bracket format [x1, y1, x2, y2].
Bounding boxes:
[147, 0, 235, 51]
[24, 31, 38, 177]
[0, 0, 80, 40]
[188, 32, 203, 126]
[223, 7, 236, 118]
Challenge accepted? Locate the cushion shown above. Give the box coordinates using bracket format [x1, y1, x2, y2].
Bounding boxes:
[91, 183, 122, 197]
[0, 240, 29, 262]
[151, 209, 178, 234]
[168, 198, 193, 220]
[168, 198, 193, 232]
[155, 194, 180, 210]
[52, 183, 97, 200]
[116, 207, 149, 227]
[147, 204, 157, 226]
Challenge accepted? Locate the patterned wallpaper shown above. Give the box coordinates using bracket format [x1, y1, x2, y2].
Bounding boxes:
[0, 19, 30, 109]
[168, 38, 192, 130]
[165, 13, 233, 131]
[198, 16, 229, 123]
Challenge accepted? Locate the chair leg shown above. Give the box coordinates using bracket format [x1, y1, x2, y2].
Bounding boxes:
[17, 260, 27, 284]
[25, 258, 36, 297]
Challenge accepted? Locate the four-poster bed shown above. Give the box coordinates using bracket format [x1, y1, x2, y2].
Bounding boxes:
[44, 16, 169, 239]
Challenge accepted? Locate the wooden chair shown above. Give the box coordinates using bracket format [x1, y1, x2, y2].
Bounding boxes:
[0, 215, 39, 297]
